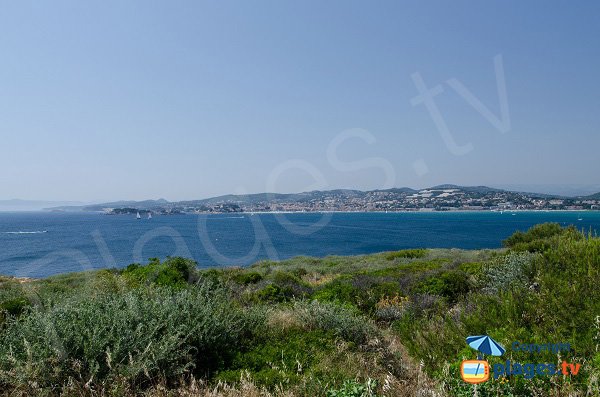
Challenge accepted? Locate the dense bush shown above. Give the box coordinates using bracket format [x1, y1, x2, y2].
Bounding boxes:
[0, 282, 260, 392]
[121, 257, 199, 288]
[0, 296, 30, 317]
[413, 270, 470, 303]
[384, 249, 426, 260]
[255, 283, 288, 302]
[313, 278, 360, 307]
[502, 222, 582, 252]
[232, 271, 263, 285]
[250, 272, 312, 303]
[216, 329, 335, 388]
[0, 282, 30, 320]
[503, 222, 563, 246]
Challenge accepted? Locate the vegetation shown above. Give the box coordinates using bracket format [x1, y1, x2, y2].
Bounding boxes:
[0, 225, 599, 396]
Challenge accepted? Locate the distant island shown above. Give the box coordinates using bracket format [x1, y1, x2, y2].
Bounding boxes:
[46, 184, 600, 215]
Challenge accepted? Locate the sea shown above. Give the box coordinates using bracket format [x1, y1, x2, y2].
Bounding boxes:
[0, 211, 599, 278]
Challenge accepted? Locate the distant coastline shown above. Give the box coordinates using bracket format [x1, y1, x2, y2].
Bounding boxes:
[102, 209, 599, 214]
[43, 184, 600, 215]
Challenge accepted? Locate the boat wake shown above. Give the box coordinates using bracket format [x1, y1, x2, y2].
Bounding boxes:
[3, 230, 48, 234]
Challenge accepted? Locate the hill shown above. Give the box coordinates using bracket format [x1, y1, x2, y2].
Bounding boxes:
[0, 199, 84, 212]
[44, 184, 600, 214]
[584, 192, 600, 200]
[43, 185, 600, 213]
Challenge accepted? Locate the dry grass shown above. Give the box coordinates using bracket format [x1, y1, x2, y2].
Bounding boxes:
[300, 272, 339, 287]
[146, 374, 299, 397]
[266, 308, 303, 332]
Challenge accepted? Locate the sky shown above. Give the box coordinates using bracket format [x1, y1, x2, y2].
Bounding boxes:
[0, 1, 599, 202]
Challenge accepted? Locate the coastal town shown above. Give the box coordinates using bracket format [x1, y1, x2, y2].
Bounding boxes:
[51, 185, 600, 215]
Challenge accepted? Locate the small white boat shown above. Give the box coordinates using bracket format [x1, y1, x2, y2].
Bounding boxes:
[148, 212, 152, 219]
[136, 212, 141, 219]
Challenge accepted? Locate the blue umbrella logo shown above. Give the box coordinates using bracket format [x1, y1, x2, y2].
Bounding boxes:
[466, 335, 505, 357]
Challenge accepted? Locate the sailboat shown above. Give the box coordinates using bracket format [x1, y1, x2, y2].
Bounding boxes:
[136, 212, 141, 219]
[148, 212, 152, 219]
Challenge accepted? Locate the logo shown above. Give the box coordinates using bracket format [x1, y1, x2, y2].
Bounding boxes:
[461, 360, 489, 384]
[461, 335, 504, 384]
[460, 335, 581, 383]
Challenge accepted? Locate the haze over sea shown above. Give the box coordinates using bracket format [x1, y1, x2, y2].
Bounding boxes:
[1, 211, 599, 278]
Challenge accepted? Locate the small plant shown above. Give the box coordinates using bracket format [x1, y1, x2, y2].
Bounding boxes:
[0, 296, 30, 316]
[374, 295, 409, 322]
[326, 379, 380, 397]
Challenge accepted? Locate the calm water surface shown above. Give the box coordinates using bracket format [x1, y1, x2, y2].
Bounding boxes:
[0, 211, 598, 277]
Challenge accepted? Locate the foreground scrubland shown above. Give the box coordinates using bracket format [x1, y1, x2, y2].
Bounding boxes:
[0, 223, 599, 396]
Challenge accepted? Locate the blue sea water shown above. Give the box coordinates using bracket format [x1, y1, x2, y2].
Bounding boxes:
[0, 211, 598, 278]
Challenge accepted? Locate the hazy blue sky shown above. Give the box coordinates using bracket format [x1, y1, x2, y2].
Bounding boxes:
[1, 1, 599, 201]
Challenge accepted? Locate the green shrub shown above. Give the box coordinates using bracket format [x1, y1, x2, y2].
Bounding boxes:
[216, 329, 334, 388]
[385, 249, 426, 260]
[393, 312, 465, 374]
[255, 271, 312, 302]
[360, 281, 404, 314]
[292, 267, 308, 278]
[502, 223, 581, 252]
[481, 251, 537, 294]
[413, 270, 470, 303]
[232, 271, 263, 285]
[313, 279, 359, 307]
[503, 223, 563, 247]
[256, 284, 288, 302]
[0, 297, 30, 317]
[313, 277, 407, 314]
[458, 261, 483, 275]
[0, 280, 32, 319]
[121, 257, 198, 288]
[0, 282, 260, 391]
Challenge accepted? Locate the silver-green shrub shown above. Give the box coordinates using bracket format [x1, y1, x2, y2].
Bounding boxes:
[0, 282, 258, 390]
[481, 251, 537, 294]
[292, 300, 378, 346]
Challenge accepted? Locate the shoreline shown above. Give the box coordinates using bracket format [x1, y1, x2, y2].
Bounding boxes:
[1, 208, 595, 215]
